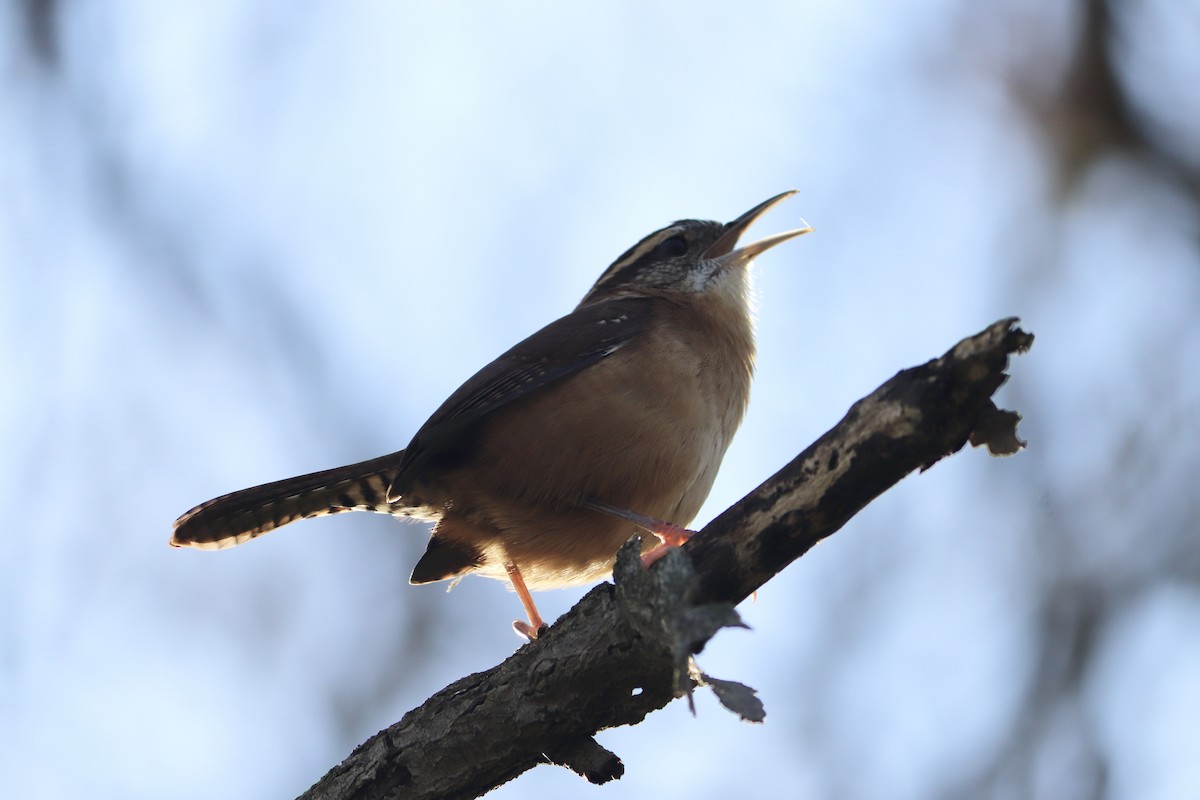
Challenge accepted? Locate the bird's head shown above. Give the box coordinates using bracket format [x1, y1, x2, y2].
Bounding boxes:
[580, 191, 812, 307]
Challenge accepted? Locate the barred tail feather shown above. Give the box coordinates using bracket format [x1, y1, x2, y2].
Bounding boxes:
[171, 452, 403, 550]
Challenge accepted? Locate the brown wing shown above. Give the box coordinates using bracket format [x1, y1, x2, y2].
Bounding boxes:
[387, 296, 654, 500]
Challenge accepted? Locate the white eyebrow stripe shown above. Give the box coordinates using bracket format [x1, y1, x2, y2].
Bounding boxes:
[594, 227, 681, 288]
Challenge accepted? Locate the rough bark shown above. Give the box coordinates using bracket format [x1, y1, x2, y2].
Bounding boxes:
[299, 318, 1034, 800]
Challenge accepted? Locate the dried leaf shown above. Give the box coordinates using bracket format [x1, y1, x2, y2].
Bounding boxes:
[697, 671, 766, 723]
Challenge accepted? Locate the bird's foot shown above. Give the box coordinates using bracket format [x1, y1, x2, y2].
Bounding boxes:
[639, 522, 695, 567]
[512, 619, 548, 641]
[583, 498, 697, 567]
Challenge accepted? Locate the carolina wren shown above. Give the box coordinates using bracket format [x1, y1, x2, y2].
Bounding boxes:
[172, 191, 811, 638]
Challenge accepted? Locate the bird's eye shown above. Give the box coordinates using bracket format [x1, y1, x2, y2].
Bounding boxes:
[656, 235, 688, 258]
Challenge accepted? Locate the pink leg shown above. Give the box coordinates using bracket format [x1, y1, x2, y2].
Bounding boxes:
[505, 561, 547, 640]
[583, 498, 696, 567]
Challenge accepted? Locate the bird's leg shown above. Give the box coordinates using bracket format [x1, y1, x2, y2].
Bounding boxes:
[505, 561, 547, 640]
[583, 498, 696, 567]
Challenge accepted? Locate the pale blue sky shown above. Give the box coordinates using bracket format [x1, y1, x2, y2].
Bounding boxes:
[3, 3, 1199, 799]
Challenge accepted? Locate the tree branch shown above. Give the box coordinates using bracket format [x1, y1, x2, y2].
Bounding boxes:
[299, 318, 1034, 800]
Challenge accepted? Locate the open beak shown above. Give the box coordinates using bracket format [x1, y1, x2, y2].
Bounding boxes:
[704, 190, 813, 263]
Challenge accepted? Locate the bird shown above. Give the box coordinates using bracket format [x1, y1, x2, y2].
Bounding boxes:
[171, 191, 811, 638]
